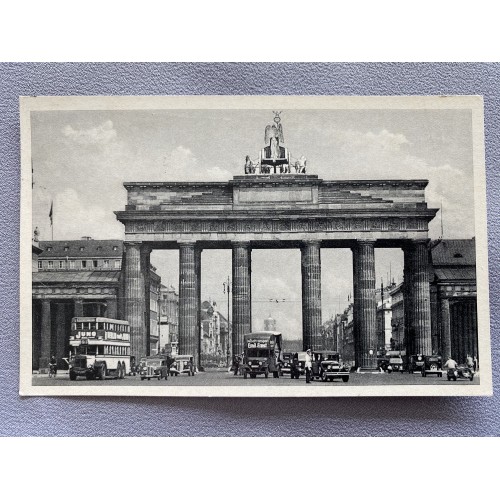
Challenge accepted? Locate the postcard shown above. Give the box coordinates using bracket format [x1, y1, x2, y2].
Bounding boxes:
[20, 95, 492, 396]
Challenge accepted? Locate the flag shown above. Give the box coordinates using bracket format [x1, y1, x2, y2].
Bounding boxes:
[49, 201, 53, 226]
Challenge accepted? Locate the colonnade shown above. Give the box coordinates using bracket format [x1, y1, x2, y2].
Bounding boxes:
[122, 239, 433, 370]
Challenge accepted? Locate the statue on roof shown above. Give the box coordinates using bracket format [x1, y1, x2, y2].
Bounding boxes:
[244, 111, 307, 175]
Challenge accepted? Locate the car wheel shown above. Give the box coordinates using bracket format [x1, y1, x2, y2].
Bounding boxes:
[69, 371, 77, 381]
[141, 377, 145, 381]
[342, 376, 349, 383]
[447, 376, 451, 381]
[291, 373, 294, 379]
[250, 373, 256, 379]
[244, 371, 247, 379]
[98, 365, 106, 380]
[470, 375, 474, 381]
[265, 368, 269, 378]
[321, 372, 327, 382]
[453, 376, 457, 381]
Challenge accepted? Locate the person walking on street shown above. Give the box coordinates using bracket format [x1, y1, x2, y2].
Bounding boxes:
[233, 355, 240, 376]
[466, 353, 474, 370]
[305, 349, 312, 384]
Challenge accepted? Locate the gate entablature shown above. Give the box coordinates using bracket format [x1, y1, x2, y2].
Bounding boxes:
[116, 175, 438, 244]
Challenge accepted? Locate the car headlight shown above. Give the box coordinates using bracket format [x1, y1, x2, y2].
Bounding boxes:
[259, 361, 263, 366]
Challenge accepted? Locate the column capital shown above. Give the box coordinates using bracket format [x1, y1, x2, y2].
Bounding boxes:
[301, 240, 321, 249]
[140, 243, 152, 254]
[124, 241, 143, 247]
[402, 238, 430, 251]
[356, 239, 376, 247]
[178, 240, 197, 248]
[231, 241, 251, 249]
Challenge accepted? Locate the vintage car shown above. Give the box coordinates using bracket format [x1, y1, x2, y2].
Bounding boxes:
[447, 364, 474, 381]
[407, 354, 425, 374]
[290, 351, 307, 379]
[311, 351, 350, 382]
[386, 356, 404, 373]
[279, 352, 293, 377]
[139, 355, 172, 381]
[169, 355, 195, 376]
[421, 355, 443, 377]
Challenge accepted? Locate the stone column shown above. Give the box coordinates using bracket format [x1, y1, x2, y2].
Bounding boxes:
[195, 247, 202, 369]
[232, 242, 252, 357]
[123, 242, 147, 361]
[141, 245, 152, 355]
[178, 242, 198, 356]
[39, 299, 51, 373]
[55, 303, 67, 367]
[408, 240, 432, 356]
[403, 245, 414, 356]
[353, 240, 377, 370]
[440, 297, 451, 360]
[74, 299, 83, 317]
[301, 241, 322, 351]
[106, 297, 118, 319]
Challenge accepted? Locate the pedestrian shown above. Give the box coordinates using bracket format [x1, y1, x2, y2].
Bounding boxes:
[473, 355, 478, 372]
[305, 349, 312, 384]
[49, 354, 57, 376]
[443, 356, 458, 371]
[233, 355, 240, 376]
[466, 353, 474, 370]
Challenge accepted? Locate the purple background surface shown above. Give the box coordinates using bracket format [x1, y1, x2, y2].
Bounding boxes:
[0, 63, 498, 436]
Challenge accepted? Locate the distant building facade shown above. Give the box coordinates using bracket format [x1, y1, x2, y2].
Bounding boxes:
[158, 284, 179, 355]
[389, 283, 405, 352]
[264, 315, 277, 332]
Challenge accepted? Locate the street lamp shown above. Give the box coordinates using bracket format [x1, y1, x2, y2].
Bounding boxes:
[223, 276, 231, 367]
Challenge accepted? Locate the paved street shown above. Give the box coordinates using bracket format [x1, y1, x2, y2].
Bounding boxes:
[33, 369, 480, 387]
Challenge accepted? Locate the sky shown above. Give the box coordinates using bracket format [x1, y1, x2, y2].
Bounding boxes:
[31, 107, 475, 339]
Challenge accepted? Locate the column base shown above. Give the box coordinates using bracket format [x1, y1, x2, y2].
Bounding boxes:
[39, 357, 49, 374]
[356, 367, 383, 373]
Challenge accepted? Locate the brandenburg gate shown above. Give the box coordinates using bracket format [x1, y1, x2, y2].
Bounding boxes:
[115, 115, 438, 370]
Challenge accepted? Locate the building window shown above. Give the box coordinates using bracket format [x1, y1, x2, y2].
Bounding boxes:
[64, 246, 69, 252]
[69, 260, 75, 269]
[103, 260, 109, 268]
[114, 260, 121, 269]
[97, 246, 102, 251]
[113, 246, 118, 251]
[46, 247, 52, 252]
[37, 261, 42, 270]
[59, 261, 64, 269]
[93, 260, 98, 268]
[81, 260, 87, 269]
[80, 247, 84, 252]
[47, 261, 53, 269]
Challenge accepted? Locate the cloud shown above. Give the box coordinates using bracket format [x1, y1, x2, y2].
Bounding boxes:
[62, 120, 117, 145]
[163, 145, 232, 181]
[33, 187, 123, 241]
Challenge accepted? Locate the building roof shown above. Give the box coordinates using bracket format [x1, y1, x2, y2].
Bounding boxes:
[430, 239, 476, 266]
[38, 240, 123, 258]
[33, 271, 121, 284]
[434, 268, 477, 281]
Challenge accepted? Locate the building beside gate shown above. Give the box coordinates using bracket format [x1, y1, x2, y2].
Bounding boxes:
[429, 238, 477, 363]
[32, 238, 161, 372]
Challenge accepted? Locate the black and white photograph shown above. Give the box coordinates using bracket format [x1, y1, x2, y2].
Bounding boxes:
[20, 95, 492, 396]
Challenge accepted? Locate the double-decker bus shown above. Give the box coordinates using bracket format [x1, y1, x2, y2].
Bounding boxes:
[69, 317, 131, 380]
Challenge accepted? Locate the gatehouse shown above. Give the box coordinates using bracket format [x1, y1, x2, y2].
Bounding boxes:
[116, 156, 438, 369]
